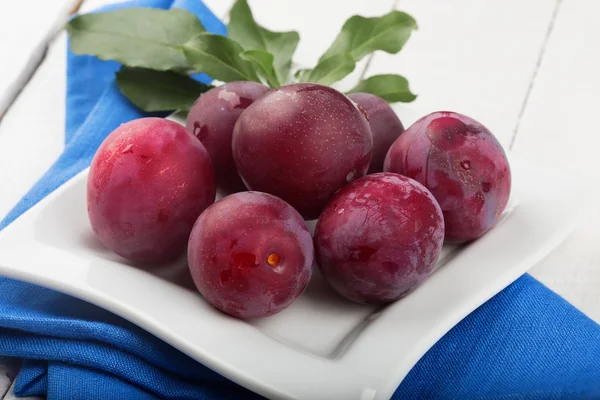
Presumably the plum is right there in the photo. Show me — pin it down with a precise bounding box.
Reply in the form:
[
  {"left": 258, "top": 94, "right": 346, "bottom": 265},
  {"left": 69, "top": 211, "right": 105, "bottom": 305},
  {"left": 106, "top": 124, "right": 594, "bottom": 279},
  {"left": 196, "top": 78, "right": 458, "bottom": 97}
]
[
  {"left": 232, "top": 83, "right": 373, "bottom": 219},
  {"left": 186, "top": 81, "right": 270, "bottom": 193},
  {"left": 314, "top": 173, "right": 444, "bottom": 304},
  {"left": 384, "top": 111, "right": 511, "bottom": 243},
  {"left": 87, "top": 118, "right": 216, "bottom": 263},
  {"left": 348, "top": 93, "right": 404, "bottom": 173},
  {"left": 188, "top": 192, "right": 313, "bottom": 318}
]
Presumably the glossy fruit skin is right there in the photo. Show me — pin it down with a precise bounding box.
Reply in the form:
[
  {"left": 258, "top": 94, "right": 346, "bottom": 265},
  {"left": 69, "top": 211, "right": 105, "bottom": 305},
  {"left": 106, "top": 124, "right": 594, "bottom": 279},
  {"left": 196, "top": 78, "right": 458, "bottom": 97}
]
[
  {"left": 348, "top": 93, "right": 404, "bottom": 173},
  {"left": 314, "top": 173, "right": 444, "bottom": 304},
  {"left": 188, "top": 191, "right": 314, "bottom": 319},
  {"left": 384, "top": 111, "right": 511, "bottom": 243},
  {"left": 87, "top": 118, "right": 216, "bottom": 263},
  {"left": 186, "top": 82, "right": 270, "bottom": 193},
  {"left": 232, "top": 83, "right": 373, "bottom": 220}
]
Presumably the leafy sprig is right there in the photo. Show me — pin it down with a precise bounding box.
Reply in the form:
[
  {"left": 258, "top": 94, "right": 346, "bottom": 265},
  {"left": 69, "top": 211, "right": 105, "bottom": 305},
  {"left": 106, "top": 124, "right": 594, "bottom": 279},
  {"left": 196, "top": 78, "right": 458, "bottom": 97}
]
[
  {"left": 228, "top": 0, "right": 299, "bottom": 84},
  {"left": 66, "top": 0, "right": 417, "bottom": 112}
]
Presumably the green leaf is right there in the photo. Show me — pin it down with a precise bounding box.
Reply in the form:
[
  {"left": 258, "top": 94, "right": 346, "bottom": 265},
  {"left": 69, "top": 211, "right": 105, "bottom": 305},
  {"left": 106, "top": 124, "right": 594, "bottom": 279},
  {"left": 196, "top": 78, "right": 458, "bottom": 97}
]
[
  {"left": 294, "top": 68, "right": 309, "bottom": 81},
  {"left": 239, "top": 50, "right": 281, "bottom": 87},
  {"left": 228, "top": 0, "right": 299, "bottom": 84},
  {"left": 296, "top": 53, "right": 356, "bottom": 85},
  {"left": 116, "top": 67, "right": 212, "bottom": 112},
  {"left": 347, "top": 74, "right": 417, "bottom": 103},
  {"left": 181, "top": 33, "right": 261, "bottom": 83},
  {"left": 319, "top": 11, "right": 417, "bottom": 62},
  {"left": 66, "top": 8, "right": 205, "bottom": 71}
]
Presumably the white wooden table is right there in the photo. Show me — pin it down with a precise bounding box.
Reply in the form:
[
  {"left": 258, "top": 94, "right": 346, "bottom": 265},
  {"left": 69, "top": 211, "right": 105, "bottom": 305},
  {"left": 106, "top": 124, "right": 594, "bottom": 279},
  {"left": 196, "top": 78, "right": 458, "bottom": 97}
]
[{"left": 0, "top": 2, "right": 598, "bottom": 394}]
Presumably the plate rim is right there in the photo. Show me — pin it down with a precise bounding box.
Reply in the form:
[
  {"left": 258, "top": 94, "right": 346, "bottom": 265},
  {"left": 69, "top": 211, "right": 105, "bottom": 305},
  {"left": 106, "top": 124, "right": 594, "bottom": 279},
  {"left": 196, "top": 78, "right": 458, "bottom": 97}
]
[{"left": 0, "top": 158, "right": 587, "bottom": 400}]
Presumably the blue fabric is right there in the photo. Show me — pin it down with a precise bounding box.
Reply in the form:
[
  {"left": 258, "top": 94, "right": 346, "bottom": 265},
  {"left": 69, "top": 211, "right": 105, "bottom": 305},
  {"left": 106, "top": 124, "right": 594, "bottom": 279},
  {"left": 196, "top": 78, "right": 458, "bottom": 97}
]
[{"left": 1, "top": 1, "right": 599, "bottom": 399}]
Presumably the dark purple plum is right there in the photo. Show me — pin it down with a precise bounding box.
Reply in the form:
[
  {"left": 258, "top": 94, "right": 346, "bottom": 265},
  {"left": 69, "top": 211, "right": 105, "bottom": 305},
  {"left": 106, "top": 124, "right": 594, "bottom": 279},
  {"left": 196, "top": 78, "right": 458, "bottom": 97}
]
[
  {"left": 314, "top": 173, "right": 444, "bottom": 304},
  {"left": 188, "top": 191, "right": 313, "bottom": 319},
  {"left": 186, "top": 82, "right": 270, "bottom": 193},
  {"left": 348, "top": 93, "right": 404, "bottom": 173},
  {"left": 87, "top": 118, "right": 216, "bottom": 263},
  {"left": 232, "top": 83, "right": 373, "bottom": 219},
  {"left": 384, "top": 111, "right": 511, "bottom": 243}
]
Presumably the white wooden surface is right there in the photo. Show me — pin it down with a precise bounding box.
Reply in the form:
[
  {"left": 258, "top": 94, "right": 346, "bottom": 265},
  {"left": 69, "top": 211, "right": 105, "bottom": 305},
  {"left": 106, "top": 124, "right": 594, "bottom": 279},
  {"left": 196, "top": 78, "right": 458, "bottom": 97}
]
[
  {"left": 512, "top": 0, "right": 600, "bottom": 322},
  {"left": 366, "top": 0, "right": 556, "bottom": 147},
  {"left": 0, "top": 0, "right": 598, "bottom": 330},
  {"left": 0, "top": 0, "right": 78, "bottom": 118}
]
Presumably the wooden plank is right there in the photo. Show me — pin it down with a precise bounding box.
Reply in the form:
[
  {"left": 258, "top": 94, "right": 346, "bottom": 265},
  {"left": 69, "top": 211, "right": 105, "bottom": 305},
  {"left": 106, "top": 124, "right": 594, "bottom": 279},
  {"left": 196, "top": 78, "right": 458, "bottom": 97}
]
[
  {"left": 0, "top": 33, "right": 67, "bottom": 220},
  {"left": 512, "top": 0, "right": 600, "bottom": 321},
  {"left": 363, "top": 0, "right": 556, "bottom": 147},
  {"left": 0, "top": 0, "right": 77, "bottom": 118},
  {"left": 512, "top": 0, "right": 599, "bottom": 175}
]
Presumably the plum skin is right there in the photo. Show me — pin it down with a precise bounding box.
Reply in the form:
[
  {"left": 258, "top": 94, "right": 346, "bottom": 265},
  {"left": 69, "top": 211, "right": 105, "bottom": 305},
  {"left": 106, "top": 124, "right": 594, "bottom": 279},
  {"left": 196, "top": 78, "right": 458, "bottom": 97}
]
[
  {"left": 186, "top": 81, "right": 270, "bottom": 193},
  {"left": 188, "top": 191, "right": 314, "bottom": 319},
  {"left": 314, "top": 173, "right": 445, "bottom": 304},
  {"left": 348, "top": 93, "right": 404, "bottom": 173},
  {"left": 232, "top": 83, "right": 373, "bottom": 220},
  {"left": 384, "top": 111, "right": 511, "bottom": 243},
  {"left": 87, "top": 117, "right": 216, "bottom": 263}
]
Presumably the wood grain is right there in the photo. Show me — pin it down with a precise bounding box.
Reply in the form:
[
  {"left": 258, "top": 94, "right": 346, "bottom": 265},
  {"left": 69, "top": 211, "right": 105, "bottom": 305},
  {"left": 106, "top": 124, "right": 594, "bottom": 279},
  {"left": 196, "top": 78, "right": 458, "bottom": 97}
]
[
  {"left": 364, "top": 0, "right": 556, "bottom": 147},
  {"left": 0, "top": 0, "right": 78, "bottom": 119},
  {"left": 513, "top": 0, "right": 600, "bottom": 321}
]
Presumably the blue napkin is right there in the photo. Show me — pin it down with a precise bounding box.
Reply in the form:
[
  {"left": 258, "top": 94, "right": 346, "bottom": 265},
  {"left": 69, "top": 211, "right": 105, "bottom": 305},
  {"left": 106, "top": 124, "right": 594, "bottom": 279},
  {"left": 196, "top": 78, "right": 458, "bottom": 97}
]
[{"left": 1, "top": 1, "right": 600, "bottom": 399}]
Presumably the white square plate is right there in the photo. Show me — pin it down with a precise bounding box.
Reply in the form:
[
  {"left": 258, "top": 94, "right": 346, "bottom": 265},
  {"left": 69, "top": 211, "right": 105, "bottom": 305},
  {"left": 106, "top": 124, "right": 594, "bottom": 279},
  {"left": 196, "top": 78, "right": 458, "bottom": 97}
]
[{"left": 0, "top": 157, "right": 586, "bottom": 400}]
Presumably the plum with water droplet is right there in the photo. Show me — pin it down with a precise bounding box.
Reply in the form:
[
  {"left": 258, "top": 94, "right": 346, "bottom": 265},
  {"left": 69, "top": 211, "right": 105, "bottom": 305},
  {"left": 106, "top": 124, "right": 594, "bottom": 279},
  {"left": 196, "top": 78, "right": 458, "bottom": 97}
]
[
  {"left": 384, "top": 111, "right": 511, "bottom": 242},
  {"left": 348, "top": 93, "right": 404, "bottom": 173},
  {"left": 188, "top": 191, "right": 313, "bottom": 318},
  {"left": 87, "top": 118, "right": 216, "bottom": 263},
  {"left": 186, "top": 82, "right": 270, "bottom": 193},
  {"left": 232, "top": 83, "right": 373, "bottom": 219},
  {"left": 314, "top": 173, "right": 444, "bottom": 304}
]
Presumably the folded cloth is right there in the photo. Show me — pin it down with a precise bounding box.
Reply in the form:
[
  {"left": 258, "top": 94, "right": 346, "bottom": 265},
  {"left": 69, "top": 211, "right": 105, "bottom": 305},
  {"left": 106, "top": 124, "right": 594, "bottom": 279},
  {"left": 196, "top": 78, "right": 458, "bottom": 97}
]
[
  {"left": 0, "top": 279, "right": 262, "bottom": 400},
  {"left": 1, "top": 1, "right": 600, "bottom": 399}
]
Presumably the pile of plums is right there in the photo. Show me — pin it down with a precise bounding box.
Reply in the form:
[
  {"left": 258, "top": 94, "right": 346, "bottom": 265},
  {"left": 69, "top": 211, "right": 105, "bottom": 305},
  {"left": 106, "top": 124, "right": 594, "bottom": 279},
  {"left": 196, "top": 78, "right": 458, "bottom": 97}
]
[{"left": 87, "top": 81, "right": 511, "bottom": 319}]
